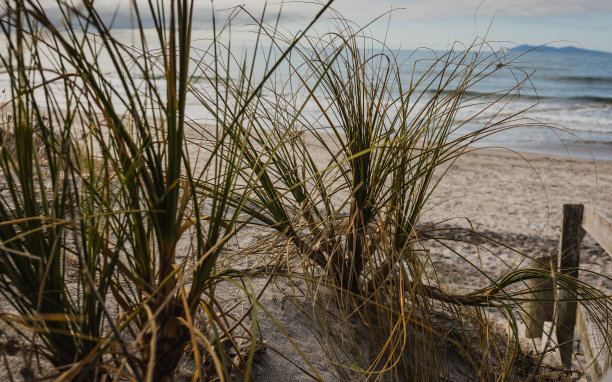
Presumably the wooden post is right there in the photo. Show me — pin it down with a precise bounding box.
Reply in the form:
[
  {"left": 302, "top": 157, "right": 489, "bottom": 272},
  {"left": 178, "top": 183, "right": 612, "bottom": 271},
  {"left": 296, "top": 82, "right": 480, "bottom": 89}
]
[
  {"left": 523, "top": 255, "right": 556, "bottom": 339},
  {"left": 556, "top": 204, "right": 585, "bottom": 368}
]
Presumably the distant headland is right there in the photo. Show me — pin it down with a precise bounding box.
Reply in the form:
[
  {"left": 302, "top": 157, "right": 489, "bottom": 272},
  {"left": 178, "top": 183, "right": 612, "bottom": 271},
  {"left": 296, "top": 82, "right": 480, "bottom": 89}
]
[{"left": 509, "top": 44, "right": 612, "bottom": 55}]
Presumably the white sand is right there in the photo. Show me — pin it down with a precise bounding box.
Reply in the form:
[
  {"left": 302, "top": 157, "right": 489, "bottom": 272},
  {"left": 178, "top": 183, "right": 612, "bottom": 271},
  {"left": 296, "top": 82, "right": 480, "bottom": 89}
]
[{"left": 423, "top": 148, "right": 612, "bottom": 292}]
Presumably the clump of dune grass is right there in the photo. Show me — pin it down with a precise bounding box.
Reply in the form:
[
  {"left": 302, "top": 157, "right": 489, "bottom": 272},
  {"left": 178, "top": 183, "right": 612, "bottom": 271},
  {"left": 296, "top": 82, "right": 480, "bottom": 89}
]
[
  {"left": 215, "top": 11, "right": 612, "bottom": 380},
  {"left": 0, "top": 5, "right": 118, "bottom": 381},
  {"left": 0, "top": 0, "right": 333, "bottom": 380}
]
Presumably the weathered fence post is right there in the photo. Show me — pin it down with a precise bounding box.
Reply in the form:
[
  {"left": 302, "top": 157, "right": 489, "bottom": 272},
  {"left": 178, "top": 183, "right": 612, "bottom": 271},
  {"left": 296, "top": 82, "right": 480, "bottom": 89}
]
[
  {"left": 556, "top": 203, "right": 585, "bottom": 367},
  {"left": 523, "top": 255, "right": 556, "bottom": 339}
]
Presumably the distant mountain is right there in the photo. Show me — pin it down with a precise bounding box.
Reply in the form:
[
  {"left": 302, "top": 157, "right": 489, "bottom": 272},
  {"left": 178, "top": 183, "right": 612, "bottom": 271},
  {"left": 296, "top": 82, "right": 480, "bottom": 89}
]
[{"left": 509, "top": 44, "right": 612, "bottom": 55}]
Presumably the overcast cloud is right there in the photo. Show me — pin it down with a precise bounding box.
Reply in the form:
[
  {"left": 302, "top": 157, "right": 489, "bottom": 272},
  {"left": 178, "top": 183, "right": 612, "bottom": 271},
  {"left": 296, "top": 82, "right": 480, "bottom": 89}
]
[
  {"left": 325, "top": 0, "right": 612, "bottom": 19},
  {"left": 19, "top": 1, "right": 612, "bottom": 52},
  {"left": 35, "top": 0, "right": 612, "bottom": 20}
]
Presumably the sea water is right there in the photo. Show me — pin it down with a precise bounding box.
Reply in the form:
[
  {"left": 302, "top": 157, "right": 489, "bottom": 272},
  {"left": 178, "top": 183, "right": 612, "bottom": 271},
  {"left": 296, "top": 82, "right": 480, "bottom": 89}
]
[
  {"left": 1, "top": 43, "right": 610, "bottom": 160},
  {"left": 295, "top": 47, "right": 612, "bottom": 160},
  {"left": 433, "top": 48, "right": 612, "bottom": 160}
]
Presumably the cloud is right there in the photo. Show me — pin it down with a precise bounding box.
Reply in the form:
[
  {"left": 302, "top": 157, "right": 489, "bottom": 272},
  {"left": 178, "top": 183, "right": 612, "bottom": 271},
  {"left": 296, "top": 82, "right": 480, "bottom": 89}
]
[
  {"left": 325, "top": 0, "right": 612, "bottom": 19},
  {"left": 27, "top": 0, "right": 612, "bottom": 21},
  {"left": 26, "top": 1, "right": 323, "bottom": 31}
]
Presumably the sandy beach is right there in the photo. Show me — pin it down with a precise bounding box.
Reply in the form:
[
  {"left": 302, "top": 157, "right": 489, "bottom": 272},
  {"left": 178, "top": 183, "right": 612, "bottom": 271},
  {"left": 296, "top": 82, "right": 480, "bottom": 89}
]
[
  {"left": 423, "top": 148, "right": 612, "bottom": 292},
  {"left": 1, "top": 138, "right": 610, "bottom": 381}
]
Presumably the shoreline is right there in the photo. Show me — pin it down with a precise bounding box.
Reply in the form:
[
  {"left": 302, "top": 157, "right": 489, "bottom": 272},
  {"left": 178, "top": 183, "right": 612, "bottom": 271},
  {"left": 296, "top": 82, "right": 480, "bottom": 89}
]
[{"left": 471, "top": 140, "right": 612, "bottom": 162}]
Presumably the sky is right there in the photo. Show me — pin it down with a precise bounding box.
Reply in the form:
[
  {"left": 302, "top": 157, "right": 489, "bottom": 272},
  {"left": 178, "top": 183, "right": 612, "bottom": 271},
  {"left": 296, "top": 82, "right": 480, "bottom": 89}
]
[
  {"left": 231, "top": 0, "right": 612, "bottom": 53},
  {"left": 328, "top": 0, "right": 612, "bottom": 53},
  {"left": 34, "top": 0, "right": 612, "bottom": 53}
]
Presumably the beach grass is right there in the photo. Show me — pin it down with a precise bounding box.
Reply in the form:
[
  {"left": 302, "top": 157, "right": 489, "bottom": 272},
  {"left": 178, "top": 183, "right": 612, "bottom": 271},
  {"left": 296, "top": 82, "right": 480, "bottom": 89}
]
[{"left": 0, "top": 1, "right": 610, "bottom": 381}]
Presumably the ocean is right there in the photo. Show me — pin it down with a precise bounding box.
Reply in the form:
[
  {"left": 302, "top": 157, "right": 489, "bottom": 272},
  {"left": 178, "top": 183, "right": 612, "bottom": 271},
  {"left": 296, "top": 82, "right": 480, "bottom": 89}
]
[
  {"left": 187, "top": 46, "right": 612, "bottom": 160},
  {"left": 1, "top": 43, "right": 611, "bottom": 160},
  {"left": 396, "top": 48, "right": 612, "bottom": 160},
  {"left": 289, "top": 47, "right": 612, "bottom": 160}
]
